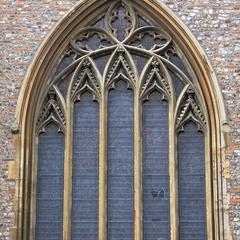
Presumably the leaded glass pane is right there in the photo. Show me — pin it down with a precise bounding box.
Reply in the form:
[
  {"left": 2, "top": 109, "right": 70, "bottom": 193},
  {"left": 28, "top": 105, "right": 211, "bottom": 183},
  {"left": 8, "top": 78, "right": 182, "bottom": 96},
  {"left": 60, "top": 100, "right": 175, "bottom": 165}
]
[
  {"left": 131, "top": 54, "right": 149, "bottom": 76},
  {"left": 72, "top": 93, "right": 99, "bottom": 240},
  {"left": 169, "top": 69, "right": 185, "bottom": 98},
  {"left": 178, "top": 122, "right": 207, "bottom": 240},
  {"left": 107, "top": 80, "right": 134, "bottom": 240},
  {"left": 36, "top": 124, "right": 64, "bottom": 240},
  {"left": 143, "top": 92, "right": 170, "bottom": 240}
]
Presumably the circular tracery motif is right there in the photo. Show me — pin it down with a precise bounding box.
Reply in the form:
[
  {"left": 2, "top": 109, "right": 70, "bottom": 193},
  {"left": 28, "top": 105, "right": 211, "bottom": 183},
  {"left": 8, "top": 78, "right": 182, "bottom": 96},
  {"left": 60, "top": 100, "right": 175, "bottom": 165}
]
[
  {"left": 38, "top": 0, "right": 207, "bottom": 133},
  {"left": 69, "top": 3, "right": 171, "bottom": 54}
]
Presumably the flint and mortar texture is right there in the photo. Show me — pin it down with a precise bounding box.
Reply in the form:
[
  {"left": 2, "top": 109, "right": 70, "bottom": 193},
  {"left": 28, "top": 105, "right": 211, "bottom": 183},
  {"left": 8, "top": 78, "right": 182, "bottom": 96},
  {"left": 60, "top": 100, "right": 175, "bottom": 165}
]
[{"left": 0, "top": 0, "right": 239, "bottom": 239}]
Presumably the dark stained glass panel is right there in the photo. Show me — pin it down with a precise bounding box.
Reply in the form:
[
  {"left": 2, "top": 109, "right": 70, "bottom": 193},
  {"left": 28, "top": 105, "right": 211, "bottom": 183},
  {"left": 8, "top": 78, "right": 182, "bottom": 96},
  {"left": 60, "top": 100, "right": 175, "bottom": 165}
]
[
  {"left": 107, "top": 80, "right": 134, "bottom": 240},
  {"left": 168, "top": 69, "right": 185, "bottom": 98},
  {"left": 131, "top": 54, "right": 149, "bottom": 76},
  {"left": 143, "top": 92, "right": 170, "bottom": 240},
  {"left": 93, "top": 54, "right": 111, "bottom": 75},
  {"left": 72, "top": 93, "right": 99, "bottom": 240},
  {"left": 178, "top": 122, "right": 207, "bottom": 240},
  {"left": 168, "top": 53, "right": 191, "bottom": 79},
  {"left": 36, "top": 124, "right": 64, "bottom": 240}
]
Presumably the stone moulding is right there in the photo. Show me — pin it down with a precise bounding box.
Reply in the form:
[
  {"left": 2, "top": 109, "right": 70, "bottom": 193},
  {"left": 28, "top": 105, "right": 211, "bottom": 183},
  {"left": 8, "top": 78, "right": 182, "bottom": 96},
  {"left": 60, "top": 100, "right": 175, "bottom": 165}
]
[{"left": 9, "top": 0, "right": 232, "bottom": 239}]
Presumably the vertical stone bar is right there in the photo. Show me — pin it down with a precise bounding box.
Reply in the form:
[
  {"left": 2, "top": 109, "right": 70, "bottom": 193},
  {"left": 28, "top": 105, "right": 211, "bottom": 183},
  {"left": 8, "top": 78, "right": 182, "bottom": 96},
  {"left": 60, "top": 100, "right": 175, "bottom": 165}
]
[
  {"left": 99, "top": 89, "right": 107, "bottom": 240},
  {"left": 135, "top": 86, "right": 142, "bottom": 240},
  {"left": 63, "top": 99, "right": 72, "bottom": 240},
  {"left": 170, "top": 98, "right": 178, "bottom": 240}
]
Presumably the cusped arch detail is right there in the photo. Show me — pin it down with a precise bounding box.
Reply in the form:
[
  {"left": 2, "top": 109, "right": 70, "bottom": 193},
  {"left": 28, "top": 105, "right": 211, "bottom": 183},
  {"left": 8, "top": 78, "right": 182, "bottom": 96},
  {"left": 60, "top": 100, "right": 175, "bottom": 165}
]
[
  {"left": 15, "top": 0, "right": 229, "bottom": 138},
  {"left": 11, "top": 1, "right": 231, "bottom": 240}
]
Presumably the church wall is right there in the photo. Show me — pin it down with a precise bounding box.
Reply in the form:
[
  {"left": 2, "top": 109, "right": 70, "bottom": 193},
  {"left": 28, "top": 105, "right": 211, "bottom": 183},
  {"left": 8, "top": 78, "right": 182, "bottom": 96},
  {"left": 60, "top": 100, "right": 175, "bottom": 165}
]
[{"left": 0, "top": 0, "right": 239, "bottom": 239}]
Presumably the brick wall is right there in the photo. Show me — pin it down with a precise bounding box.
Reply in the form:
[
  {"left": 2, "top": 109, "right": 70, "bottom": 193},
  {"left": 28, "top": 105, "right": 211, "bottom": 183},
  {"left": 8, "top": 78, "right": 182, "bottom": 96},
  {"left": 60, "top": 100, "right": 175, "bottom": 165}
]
[{"left": 0, "top": 0, "right": 239, "bottom": 239}]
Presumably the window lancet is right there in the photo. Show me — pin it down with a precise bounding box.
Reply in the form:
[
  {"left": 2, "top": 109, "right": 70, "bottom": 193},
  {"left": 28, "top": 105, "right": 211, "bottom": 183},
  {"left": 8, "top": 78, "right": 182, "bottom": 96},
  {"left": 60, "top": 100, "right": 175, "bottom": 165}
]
[
  {"left": 142, "top": 91, "right": 170, "bottom": 240},
  {"left": 107, "top": 80, "right": 134, "bottom": 239},
  {"left": 14, "top": 1, "right": 229, "bottom": 240},
  {"left": 36, "top": 124, "right": 64, "bottom": 240}
]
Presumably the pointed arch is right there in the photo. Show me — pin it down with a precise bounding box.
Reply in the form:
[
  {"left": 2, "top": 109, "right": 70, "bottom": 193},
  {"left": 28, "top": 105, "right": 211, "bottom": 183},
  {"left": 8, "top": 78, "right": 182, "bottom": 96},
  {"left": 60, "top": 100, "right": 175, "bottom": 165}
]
[
  {"left": 103, "top": 46, "right": 137, "bottom": 90},
  {"left": 69, "top": 56, "right": 102, "bottom": 102},
  {"left": 175, "top": 85, "right": 207, "bottom": 133},
  {"left": 140, "top": 56, "right": 173, "bottom": 101},
  {"left": 11, "top": 1, "right": 231, "bottom": 240},
  {"left": 36, "top": 86, "right": 67, "bottom": 134}
]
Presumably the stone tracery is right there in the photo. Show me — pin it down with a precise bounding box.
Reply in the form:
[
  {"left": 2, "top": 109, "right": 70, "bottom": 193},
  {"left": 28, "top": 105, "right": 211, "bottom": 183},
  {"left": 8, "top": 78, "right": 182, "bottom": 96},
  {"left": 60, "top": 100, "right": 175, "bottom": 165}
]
[{"left": 39, "top": 0, "right": 205, "bottom": 132}]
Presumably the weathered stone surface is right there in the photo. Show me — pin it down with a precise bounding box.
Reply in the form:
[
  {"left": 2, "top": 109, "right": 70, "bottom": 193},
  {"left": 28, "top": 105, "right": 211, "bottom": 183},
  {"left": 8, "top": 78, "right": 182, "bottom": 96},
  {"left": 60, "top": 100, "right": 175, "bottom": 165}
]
[{"left": 0, "top": 0, "right": 239, "bottom": 239}]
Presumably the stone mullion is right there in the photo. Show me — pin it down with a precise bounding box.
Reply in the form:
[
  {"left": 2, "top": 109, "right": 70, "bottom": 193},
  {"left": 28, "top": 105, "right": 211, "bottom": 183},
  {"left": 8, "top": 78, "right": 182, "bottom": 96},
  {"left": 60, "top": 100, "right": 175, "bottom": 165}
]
[
  {"left": 169, "top": 80, "right": 178, "bottom": 240},
  {"left": 170, "top": 101, "right": 179, "bottom": 240},
  {"left": 134, "top": 89, "right": 143, "bottom": 240},
  {"left": 63, "top": 99, "right": 73, "bottom": 240},
  {"left": 99, "top": 90, "right": 107, "bottom": 240}
]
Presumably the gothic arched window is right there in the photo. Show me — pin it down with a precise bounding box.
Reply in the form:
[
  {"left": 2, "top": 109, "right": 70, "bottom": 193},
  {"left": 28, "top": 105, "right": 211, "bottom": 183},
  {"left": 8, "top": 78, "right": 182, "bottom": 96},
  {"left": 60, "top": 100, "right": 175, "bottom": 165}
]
[{"left": 13, "top": 1, "right": 230, "bottom": 240}]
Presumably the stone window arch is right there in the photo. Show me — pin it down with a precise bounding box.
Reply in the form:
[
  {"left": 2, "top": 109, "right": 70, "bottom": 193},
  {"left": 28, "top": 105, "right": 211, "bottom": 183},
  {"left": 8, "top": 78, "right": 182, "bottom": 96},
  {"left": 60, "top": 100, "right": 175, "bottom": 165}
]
[{"left": 11, "top": 0, "right": 231, "bottom": 239}]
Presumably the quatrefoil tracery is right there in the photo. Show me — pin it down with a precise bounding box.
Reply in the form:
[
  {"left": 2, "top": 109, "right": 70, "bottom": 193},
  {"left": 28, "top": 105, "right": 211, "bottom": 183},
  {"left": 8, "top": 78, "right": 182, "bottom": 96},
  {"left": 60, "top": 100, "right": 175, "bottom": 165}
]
[
  {"left": 126, "top": 27, "right": 172, "bottom": 53},
  {"left": 71, "top": 28, "right": 117, "bottom": 54},
  {"left": 58, "top": 0, "right": 173, "bottom": 57},
  {"left": 106, "top": 1, "right": 136, "bottom": 42},
  {"left": 40, "top": 0, "right": 207, "bottom": 134},
  {"left": 54, "top": 1, "right": 187, "bottom": 88}
]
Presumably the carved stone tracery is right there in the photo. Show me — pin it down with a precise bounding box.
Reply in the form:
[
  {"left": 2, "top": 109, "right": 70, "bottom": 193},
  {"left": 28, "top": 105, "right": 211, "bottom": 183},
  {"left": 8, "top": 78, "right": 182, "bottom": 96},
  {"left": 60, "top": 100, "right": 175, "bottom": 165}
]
[
  {"left": 105, "top": 47, "right": 136, "bottom": 89},
  {"left": 71, "top": 57, "right": 101, "bottom": 102},
  {"left": 36, "top": 87, "right": 66, "bottom": 133},
  {"left": 127, "top": 27, "right": 172, "bottom": 52},
  {"left": 140, "top": 57, "right": 171, "bottom": 101},
  {"left": 39, "top": 0, "right": 207, "bottom": 134},
  {"left": 106, "top": 2, "right": 136, "bottom": 41},
  {"left": 71, "top": 28, "right": 116, "bottom": 53},
  {"left": 176, "top": 86, "right": 207, "bottom": 132},
  {"left": 53, "top": 1, "right": 187, "bottom": 104}
]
